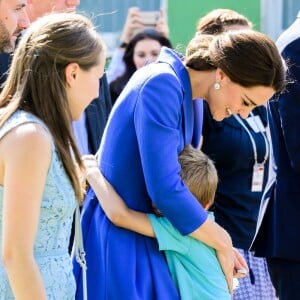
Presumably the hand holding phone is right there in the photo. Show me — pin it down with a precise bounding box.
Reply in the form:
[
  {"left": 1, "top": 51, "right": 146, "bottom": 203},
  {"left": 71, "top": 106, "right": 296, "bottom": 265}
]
[{"left": 140, "top": 11, "right": 160, "bottom": 28}]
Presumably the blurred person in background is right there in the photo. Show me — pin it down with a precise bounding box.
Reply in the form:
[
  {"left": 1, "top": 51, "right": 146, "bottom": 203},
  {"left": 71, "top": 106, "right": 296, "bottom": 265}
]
[
  {"left": 25, "top": 0, "right": 79, "bottom": 21},
  {"left": 106, "top": 6, "right": 170, "bottom": 84},
  {"left": 0, "top": 0, "right": 29, "bottom": 87},
  {"left": 109, "top": 28, "right": 172, "bottom": 105},
  {"left": 0, "top": 0, "right": 80, "bottom": 88}
]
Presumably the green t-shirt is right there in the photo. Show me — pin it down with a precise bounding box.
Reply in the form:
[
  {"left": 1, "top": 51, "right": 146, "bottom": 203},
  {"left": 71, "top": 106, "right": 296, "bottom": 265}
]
[{"left": 148, "top": 213, "right": 231, "bottom": 300}]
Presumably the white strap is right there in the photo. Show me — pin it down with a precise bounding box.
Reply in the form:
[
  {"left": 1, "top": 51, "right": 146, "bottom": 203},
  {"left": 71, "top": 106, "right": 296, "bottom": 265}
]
[
  {"left": 74, "top": 205, "right": 87, "bottom": 300},
  {"left": 233, "top": 113, "right": 269, "bottom": 165}
]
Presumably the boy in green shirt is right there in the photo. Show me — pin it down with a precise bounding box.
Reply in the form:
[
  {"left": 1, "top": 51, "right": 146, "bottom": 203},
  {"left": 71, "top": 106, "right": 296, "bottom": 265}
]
[{"left": 83, "top": 145, "right": 241, "bottom": 299}]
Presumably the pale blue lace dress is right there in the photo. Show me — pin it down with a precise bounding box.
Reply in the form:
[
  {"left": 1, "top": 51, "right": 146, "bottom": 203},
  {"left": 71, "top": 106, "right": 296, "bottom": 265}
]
[{"left": 0, "top": 110, "right": 77, "bottom": 299}]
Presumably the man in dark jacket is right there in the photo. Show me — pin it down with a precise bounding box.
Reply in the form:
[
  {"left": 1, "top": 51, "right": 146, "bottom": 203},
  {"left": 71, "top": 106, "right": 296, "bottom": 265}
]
[
  {"left": 0, "top": 0, "right": 28, "bottom": 53},
  {"left": 0, "top": 0, "right": 29, "bottom": 88}
]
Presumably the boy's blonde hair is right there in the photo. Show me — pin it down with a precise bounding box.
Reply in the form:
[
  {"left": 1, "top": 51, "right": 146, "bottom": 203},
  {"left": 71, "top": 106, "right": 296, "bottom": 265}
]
[{"left": 179, "top": 145, "right": 218, "bottom": 208}]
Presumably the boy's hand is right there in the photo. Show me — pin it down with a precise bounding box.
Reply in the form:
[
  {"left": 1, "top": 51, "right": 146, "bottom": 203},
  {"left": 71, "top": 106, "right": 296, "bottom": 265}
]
[{"left": 233, "top": 247, "right": 249, "bottom": 278}]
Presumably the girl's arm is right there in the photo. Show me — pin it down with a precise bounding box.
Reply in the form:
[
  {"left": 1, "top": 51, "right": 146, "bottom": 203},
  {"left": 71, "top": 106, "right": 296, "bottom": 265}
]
[
  {"left": 0, "top": 123, "right": 51, "bottom": 299},
  {"left": 82, "top": 155, "right": 155, "bottom": 237}
]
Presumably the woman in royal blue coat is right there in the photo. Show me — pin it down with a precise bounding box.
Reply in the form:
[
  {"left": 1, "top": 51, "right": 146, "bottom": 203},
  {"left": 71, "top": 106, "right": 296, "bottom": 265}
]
[{"left": 73, "top": 31, "right": 285, "bottom": 299}]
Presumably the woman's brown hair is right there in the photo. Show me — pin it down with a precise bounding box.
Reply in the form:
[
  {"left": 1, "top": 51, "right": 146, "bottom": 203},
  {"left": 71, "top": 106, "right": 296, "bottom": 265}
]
[{"left": 185, "top": 30, "right": 286, "bottom": 93}]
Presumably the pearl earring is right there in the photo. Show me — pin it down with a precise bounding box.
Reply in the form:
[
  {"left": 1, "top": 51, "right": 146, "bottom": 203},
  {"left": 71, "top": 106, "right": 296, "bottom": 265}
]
[
  {"left": 226, "top": 107, "right": 233, "bottom": 115},
  {"left": 214, "top": 81, "right": 221, "bottom": 90}
]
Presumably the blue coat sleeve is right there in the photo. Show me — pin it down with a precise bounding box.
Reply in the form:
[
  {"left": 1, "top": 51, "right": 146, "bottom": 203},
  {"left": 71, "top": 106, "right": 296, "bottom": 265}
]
[
  {"left": 278, "top": 38, "right": 300, "bottom": 173},
  {"left": 134, "top": 72, "right": 207, "bottom": 235}
]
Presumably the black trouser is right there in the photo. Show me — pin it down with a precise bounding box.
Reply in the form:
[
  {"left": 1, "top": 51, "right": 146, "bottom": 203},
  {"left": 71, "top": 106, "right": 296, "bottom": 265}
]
[{"left": 267, "top": 257, "right": 300, "bottom": 300}]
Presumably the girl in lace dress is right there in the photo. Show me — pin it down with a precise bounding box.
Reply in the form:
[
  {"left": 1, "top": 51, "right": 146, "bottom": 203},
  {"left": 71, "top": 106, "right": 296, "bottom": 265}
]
[{"left": 0, "top": 13, "right": 106, "bottom": 299}]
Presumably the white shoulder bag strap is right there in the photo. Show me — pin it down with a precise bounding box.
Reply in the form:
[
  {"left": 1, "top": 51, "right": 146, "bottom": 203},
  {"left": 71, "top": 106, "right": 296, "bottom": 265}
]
[{"left": 74, "top": 205, "right": 87, "bottom": 300}]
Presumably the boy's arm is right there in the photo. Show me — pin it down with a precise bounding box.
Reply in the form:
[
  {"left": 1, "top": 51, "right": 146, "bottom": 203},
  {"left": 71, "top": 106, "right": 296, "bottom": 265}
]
[{"left": 82, "top": 155, "right": 155, "bottom": 237}]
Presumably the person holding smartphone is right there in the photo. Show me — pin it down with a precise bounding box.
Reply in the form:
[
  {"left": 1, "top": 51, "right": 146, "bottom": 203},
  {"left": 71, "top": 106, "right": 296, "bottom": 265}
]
[{"left": 106, "top": 7, "right": 170, "bottom": 84}]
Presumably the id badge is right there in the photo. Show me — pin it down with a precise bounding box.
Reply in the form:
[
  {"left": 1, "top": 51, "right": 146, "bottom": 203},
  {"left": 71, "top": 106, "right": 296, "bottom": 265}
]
[{"left": 251, "top": 163, "right": 264, "bottom": 192}]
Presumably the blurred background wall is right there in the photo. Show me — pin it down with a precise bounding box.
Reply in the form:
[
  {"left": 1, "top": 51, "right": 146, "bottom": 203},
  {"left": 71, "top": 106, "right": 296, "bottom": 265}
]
[{"left": 77, "top": 0, "right": 300, "bottom": 56}]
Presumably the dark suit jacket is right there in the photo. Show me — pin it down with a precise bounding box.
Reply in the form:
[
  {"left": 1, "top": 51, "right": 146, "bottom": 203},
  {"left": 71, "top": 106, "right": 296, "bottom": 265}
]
[
  {"left": 251, "top": 13, "right": 300, "bottom": 261},
  {"left": 0, "top": 53, "right": 10, "bottom": 91},
  {"left": 85, "top": 74, "right": 112, "bottom": 154}
]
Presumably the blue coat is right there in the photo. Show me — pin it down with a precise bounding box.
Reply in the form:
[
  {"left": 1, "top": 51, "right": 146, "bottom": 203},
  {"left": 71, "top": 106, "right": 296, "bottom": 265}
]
[
  {"left": 251, "top": 13, "right": 300, "bottom": 261},
  {"left": 73, "top": 47, "right": 207, "bottom": 299}
]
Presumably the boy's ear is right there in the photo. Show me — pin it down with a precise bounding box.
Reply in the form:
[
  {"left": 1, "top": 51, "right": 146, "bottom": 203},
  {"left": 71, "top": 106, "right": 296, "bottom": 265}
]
[{"left": 65, "top": 63, "right": 79, "bottom": 87}]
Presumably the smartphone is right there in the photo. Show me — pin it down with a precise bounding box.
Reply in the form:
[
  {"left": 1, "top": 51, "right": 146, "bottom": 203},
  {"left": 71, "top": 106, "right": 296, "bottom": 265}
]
[{"left": 140, "top": 11, "right": 160, "bottom": 28}]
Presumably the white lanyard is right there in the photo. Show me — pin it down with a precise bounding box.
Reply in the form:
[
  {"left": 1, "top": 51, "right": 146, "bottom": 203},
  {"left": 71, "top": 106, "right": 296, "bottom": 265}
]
[
  {"left": 232, "top": 112, "right": 269, "bottom": 165},
  {"left": 233, "top": 112, "right": 269, "bottom": 192}
]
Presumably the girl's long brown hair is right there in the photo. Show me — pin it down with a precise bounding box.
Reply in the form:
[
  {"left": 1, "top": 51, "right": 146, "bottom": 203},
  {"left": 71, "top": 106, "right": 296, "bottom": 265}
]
[{"left": 0, "top": 13, "right": 105, "bottom": 202}]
